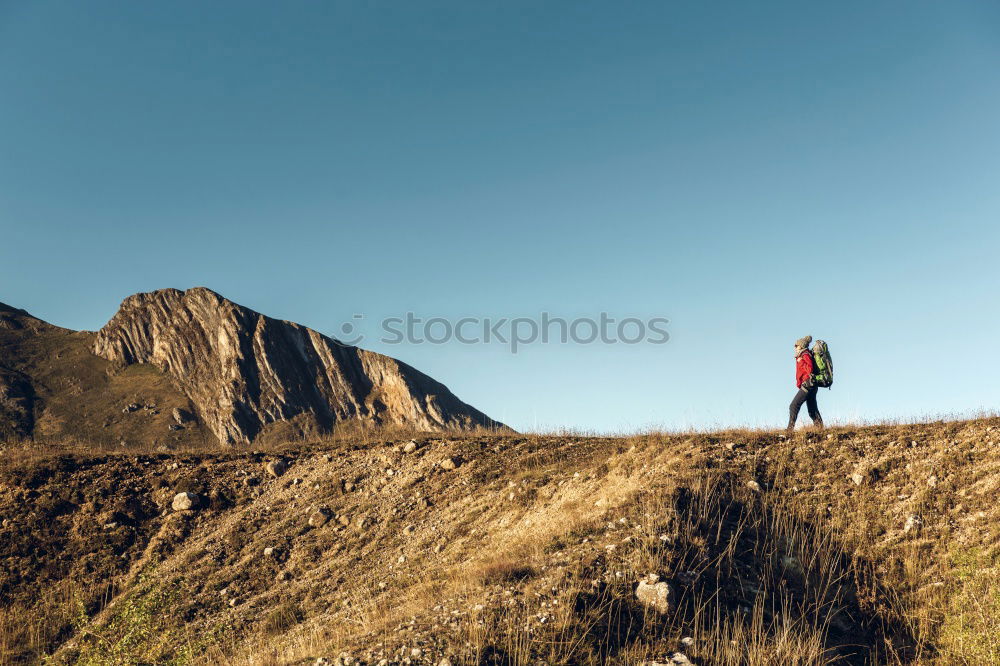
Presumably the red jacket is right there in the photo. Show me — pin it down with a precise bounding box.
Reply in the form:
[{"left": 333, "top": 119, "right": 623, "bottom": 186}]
[{"left": 795, "top": 351, "right": 814, "bottom": 389}]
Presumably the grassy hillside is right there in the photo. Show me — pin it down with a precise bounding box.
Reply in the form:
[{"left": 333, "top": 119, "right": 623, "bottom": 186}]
[
  {"left": 1, "top": 417, "right": 998, "bottom": 665},
  {"left": 0, "top": 303, "right": 215, "bottom": 449}
]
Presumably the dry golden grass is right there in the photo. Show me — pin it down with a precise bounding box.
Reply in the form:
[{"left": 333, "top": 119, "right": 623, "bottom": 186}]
[{"left": 3, "top": 417, "right": 1000, "bottom": 665}]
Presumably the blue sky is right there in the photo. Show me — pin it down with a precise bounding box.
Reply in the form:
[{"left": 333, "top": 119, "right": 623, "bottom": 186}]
[{"left": 2, "top": 1, "right": 998, "bottom": 432}]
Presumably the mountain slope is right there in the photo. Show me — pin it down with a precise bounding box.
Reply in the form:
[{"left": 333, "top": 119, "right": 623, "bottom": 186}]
[
  {"left": 0, "top": 289, "right": 500, "bottom": 447},
  {"left": 92, "top": 288, "right": 500, "bottom": 443},
  {"left": 0, "top": 301, "right": 214, "bottom": 448},
  {"left": 1, "top": 418, "right": 998, "bottom": 665}
]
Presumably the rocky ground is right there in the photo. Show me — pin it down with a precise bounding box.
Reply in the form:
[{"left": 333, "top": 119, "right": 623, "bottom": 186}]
[{"left": 1, "top": 417, "right": 999, "bottom": 665}]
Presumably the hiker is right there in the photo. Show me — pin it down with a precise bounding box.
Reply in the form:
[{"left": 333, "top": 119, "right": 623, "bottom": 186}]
[{"left": 788, "top": 335, "right": 824, "bottom": 432}]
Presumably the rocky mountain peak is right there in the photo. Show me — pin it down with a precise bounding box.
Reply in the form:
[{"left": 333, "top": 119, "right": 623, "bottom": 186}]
[{"left": 92, "top": 288, "right": 499, "bottom": 443}]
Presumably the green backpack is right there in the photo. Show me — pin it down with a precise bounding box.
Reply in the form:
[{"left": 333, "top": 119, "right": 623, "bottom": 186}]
[{"left": 811, "top": 340, "right": 833, "bottom": 388}]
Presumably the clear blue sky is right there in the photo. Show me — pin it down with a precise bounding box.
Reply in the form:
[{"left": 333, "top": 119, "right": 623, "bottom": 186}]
[{"left": 2, "top": 1, "right": 998, "bottom": 432}]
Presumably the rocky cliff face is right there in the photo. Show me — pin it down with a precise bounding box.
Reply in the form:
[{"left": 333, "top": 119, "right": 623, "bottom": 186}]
[{"left": 92, "top": 288, "right": 499, "bottom": 443}]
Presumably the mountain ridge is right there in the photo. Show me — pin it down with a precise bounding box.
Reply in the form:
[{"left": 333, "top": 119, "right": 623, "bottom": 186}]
[{"left": 1, "top": 288, "right": 501, "bottom": 445}]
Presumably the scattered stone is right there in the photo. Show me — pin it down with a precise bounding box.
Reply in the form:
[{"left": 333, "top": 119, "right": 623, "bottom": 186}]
[
  {"left": 403, "top": 440, "right": 419, "bottom": 454},
  {"left": 172, "top": 407, "right": 194, "bottom": 424},
  {"left": 671, "top": 653, "right": 693, "bottom": 665},
  {"left": 676, "top": 570, "right": 698, "bottom": 586},
  {"left": 904, "top": 514, "right": 923, "bottom": 534},
  {"left": 266, "top": 460, "right": 287, "bottom": 478},
  {"left": 852, "top": 467, "right": 879, "bottom": 485},
  {"left": 635, "top": 576, "right": 674, "bottom": 613},
  {"left": 438, "top": 659, "right": 453, "bottom": 666},
  {"left": 168, "top": 424, "right": 183, "bottom": 431},
  {"left": 264, "top": 546, "right": 278, "bottom": 558},
  {"left": 746, "top": 480, "right": 762, "bottom": 492},
  {"left": 403, "top": 524, "right": 416, "bottom": 536},
  {"left": 171, "top": 492, "right": 199, "bottom": 511},
  {"left": 927, "top": 475, "right": 938, "bottom": 488},
  {"left": 440, "top": 458, "right": 459, "bottom": 471},
  {"left": 780, "top": 555, "right": 804, "bottom": 578},
  {"left": 309, "top": 507, "right": 333, "bottom": 527},
  {"left": 680, "top": 636, "right": 694, "bottom": 647},
  {"left": 410, "top": 648, "right": 422, "bottom": 658}
]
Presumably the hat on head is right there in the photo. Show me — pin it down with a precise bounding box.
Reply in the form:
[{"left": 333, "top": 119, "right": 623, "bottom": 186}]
[{"left": 795, "top": 335, "right": 812, "bottom": 349}]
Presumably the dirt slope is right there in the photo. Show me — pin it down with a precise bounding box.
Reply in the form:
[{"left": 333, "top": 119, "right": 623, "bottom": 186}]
[{"left": 1, "top": 418, "right": 999, "bottom": 665}]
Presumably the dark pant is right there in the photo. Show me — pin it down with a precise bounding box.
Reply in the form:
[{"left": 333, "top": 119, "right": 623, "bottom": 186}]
[{"left": 788, "top": 387, "right": 823, "bottom": 430}]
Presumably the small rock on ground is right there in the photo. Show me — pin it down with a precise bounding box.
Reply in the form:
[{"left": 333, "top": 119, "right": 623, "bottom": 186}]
[
  {"left": 635, "top": 577, "right": 674, "bottom": 614},
  {"left": 309, "top": 507, "right": 333, "bottom": 527},
  {"left": 172, "top": 407, "right": 194, "bottom": 424},
  {"left": 904, "top": 514, "right": 923, "bottom": 534},
  {"left": 171, "top": 492, "right": 199, "bottom": 511}
]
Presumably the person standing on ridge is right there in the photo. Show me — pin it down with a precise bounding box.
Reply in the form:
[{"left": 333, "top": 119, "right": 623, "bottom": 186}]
[{"left": 788, "top": 335, "right": 824, "bottom": 433}]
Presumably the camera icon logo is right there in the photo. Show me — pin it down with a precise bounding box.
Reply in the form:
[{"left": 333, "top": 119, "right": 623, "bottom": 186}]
[{"left": 332, "top": 314, "right": 365, "bottom": 347}]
